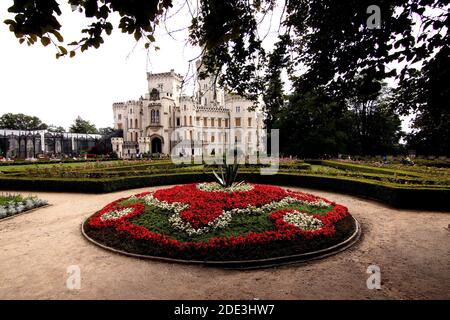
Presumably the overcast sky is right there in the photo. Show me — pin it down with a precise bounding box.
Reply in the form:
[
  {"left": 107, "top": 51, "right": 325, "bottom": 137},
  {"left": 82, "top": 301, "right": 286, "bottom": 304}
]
[
  {"left": 1, "top": 1, "right": 417, "bottom": 132},
  {"left": 0, "top": 0, "right": 205, "bottom": 130}
]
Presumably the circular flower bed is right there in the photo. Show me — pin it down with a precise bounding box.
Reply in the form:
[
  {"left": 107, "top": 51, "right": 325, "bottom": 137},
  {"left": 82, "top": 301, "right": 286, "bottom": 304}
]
[{"left": 83, "top": 183, "right": 358, "bottom": 265}]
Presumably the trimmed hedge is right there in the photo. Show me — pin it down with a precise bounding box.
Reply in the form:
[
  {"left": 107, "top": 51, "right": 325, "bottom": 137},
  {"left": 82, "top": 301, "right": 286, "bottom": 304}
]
[
  {"left": 0, "top": 171, "right": 448, "bottom": 211},
  {"left": 310, "top": 160, "right": 425, "bottom": 177}
]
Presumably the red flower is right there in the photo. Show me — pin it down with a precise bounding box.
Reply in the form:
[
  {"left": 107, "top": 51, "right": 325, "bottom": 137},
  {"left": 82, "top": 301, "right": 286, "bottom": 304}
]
[{"left": 87, "top": 183, "right": 349, "bottom": 252}]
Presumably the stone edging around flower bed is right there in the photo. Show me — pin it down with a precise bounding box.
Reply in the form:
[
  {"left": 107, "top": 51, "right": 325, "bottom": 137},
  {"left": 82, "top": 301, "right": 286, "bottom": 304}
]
[
  {"left": 0, "top": 204, "right": 52, "bottom": 222},
  {"left": 81, "top": 215, "right": 361, "bottom": 270}
]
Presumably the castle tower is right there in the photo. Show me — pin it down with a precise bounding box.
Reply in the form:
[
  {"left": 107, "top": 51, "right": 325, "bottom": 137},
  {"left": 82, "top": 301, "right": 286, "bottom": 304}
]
[{"left": 195, "top": 59, "right": 225, "bottom": 107}]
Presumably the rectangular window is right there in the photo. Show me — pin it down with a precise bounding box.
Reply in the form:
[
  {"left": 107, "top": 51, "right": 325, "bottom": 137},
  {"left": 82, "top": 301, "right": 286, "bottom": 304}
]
[
  {"left": 176, "top": 117, "right": 180, "bottom": 127},
  {"left": 203, "top": 118, "right": 207, "bottom": 127},
  {"left": 248, "top": 117, "right": 252, "bottom": 127},
  {"left": 236, "top": 106, "right": 241, "bottom": 113},
  {"left": 211, "top": 118, "right": 215, "bottom": 127},
  {"left": 235, "top": 117, "right": 241, "bottom": 127},
  {"left": 225, "top": 119, "right": 229, "bottom": 128},
  {"left": 118, "top": 114, "right": 122, "bottom": 120},
  {"left": 218, "top": 118, "right": 222, "bottom": 127}
]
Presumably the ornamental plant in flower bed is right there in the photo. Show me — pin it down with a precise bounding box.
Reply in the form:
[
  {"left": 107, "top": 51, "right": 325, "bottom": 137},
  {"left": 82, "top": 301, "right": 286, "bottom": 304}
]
[
  {"left": 83, "top": 182, "right": 356, "bottom": 261},
  {"left": 0, "top": 193, "right": 48, "bottom": 220}
]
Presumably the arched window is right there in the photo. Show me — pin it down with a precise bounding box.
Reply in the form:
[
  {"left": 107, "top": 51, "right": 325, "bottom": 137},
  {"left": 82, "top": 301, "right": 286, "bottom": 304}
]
[
  {"left": 184, "top": 116, "right": 187, "bottom": 126},
  {"left": 135, "top": 119, "right": 138, "bottom": 128},
  {"left": 189, "top": 116, "right": 192, "bottom": 126},
  {"left": 129, "top": 119, "right": 132, "bottom": 128}
]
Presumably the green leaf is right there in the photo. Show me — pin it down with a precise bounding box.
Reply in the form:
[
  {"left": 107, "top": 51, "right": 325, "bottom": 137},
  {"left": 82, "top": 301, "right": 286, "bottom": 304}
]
[
  {"left": 52, "top": 30, "right": 64, "bottom": 42},
  {"left": 58, "top": 46, "right": 67, "bottom": 55},
  {"left": 134, "top": 31, "right": 141, "bottom": 41},
  {"left": 41, "top": 36, "right": 51, "bottom": 46}
]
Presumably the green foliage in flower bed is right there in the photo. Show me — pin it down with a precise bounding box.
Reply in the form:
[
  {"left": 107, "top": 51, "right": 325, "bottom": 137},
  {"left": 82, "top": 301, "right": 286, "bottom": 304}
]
[{"left": 128, "top": 202, "right": 332, "bottom": 243}]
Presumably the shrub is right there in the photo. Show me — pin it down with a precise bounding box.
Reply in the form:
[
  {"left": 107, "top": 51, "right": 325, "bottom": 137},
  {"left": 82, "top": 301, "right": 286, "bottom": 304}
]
[{"left": 0, "top": 172, "right": 448, "bottom": 210}]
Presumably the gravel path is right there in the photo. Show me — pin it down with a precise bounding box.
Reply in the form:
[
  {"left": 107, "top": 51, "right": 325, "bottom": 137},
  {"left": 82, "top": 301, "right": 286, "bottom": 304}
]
[{"left": 0, "top": 186, "right": 449, "bottom": 300}]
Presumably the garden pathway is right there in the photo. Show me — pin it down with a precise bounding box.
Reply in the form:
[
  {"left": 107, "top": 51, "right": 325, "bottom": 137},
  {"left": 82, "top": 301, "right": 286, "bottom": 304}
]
[{"left": 0, "top": 186, "right": 449, "bottom": 299}]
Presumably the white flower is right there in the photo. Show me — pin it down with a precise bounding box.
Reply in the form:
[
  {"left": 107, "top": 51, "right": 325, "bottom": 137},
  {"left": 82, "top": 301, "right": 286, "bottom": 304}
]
[
  {"left": 140, "top": 194, "right": 188, "bottom": 213},
  {"left": 283, "top": 211, "right": 323, "bottom": 231},
  {"left": 0, "top": 208, "right": 7, "bottom": 218},
  {"left": 196, "top": 182, "right": 254, "bottom": 193},
  {"left": 168, "top": 210, "right": 232, "bottom": 236},
  {"left": 101, "top": 207, "right": 134, "bottom": 221}
]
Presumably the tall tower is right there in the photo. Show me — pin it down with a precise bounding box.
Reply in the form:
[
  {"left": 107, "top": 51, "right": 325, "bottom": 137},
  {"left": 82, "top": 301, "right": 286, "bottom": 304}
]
[{"left": 195, "top": 59, "right": 225, "bottom": 107}]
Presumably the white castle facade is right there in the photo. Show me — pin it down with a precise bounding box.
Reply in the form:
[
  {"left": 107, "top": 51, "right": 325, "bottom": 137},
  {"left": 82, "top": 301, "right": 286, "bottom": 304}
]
[{"left": 111, "top": 61, "right": 265, "bottom": 159}]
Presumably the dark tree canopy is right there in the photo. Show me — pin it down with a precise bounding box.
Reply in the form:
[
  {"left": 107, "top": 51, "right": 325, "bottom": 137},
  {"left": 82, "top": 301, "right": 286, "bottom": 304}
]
[
  {"left": 276, "top": 84, "right": 404, "bottom": 158},
  {"left": 4, "top": 0, "right": 172, "bottom": 58},
  {"left": 396, "top": 46, "right": 450, "bottom": 155},
  {"left": 0, "top": 113, "right": 48, "bottom": 130},
  {"left": 69, "top": 116, "right": 98, "bottom": 134}
]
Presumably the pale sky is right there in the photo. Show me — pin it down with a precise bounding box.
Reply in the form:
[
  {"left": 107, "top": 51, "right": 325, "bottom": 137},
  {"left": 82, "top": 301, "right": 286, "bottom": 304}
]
[{"left": 0, "top": 0, "right": 203, "bottom": 130}]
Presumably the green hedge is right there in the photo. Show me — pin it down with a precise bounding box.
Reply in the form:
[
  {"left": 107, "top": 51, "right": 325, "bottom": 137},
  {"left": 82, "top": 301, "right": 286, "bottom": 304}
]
[
  {"left": 311, "top": 160, "right": 424, "bottom": 177},
  {"left": 241, "top": 173, "right": 450, "bottom": 211},
  {"left": 0, "top": 171, "right": 448, "bottom": 210}
]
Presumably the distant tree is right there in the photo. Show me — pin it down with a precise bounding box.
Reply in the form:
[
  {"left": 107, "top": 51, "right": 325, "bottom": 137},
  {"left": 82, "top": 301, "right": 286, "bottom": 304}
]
[
  {"left": 0, "top": 113, "right": 48, "bottom": 130},
  {"left": 275, "top": 89, "right": 351, "bottom": 158},
  {"left": 346, "top": 80, "right": 403, "bottom": 155},
  {"left": 395, "top": 46, "right": 450, "bottom": 156},
  {"left": 47, "top": 125, "right": 66, "bottom": 132},
  {"left": 276, "top": 83, "right": 403, "bottom": 158},
  {"left": 69, "top": 116, "right": 98, "bottom": 134},
  {"left": 98, "top": 127, "right": 115, "bottom": 136}
]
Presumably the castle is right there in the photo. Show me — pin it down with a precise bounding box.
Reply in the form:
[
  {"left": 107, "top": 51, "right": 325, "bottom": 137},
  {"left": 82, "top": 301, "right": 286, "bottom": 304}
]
[{"left": 111, "top": 61, "right": 265, "bottom": 159}]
